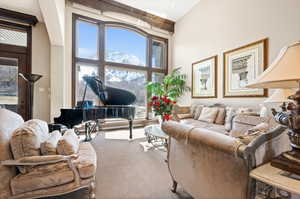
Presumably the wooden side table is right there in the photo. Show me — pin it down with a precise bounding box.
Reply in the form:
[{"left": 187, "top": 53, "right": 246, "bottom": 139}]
[{"left": 250, "top": 163, "right": 300, "bottom": 199}]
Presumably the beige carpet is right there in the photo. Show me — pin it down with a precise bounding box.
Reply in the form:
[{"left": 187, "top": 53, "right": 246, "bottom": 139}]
[
  {"left": 104, "top": 128, "right": 146, "bottom": 140},
  {"left": 46, "top": 128, "right": 192, "bottom": 199}
]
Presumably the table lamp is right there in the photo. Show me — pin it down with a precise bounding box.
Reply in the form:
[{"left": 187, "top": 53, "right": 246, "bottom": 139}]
[
  {"left": 247, "top": 41, "right": 300, "bottom": 173},
  {"left": 264, "top": 89, "right": 294, "bottom": 111}
]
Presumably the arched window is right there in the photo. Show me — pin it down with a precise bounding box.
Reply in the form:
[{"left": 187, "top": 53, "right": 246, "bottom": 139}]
[{"left": 73, "top": 14, "right": 168, "bottom": 119}]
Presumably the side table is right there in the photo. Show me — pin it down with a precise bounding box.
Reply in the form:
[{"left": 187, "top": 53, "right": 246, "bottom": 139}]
[
  {"left": 250, "top": 163, "right": 300, "bottom": 199},
  {"left": 140, "top": 124, "right": 169, "bottom": 152}
]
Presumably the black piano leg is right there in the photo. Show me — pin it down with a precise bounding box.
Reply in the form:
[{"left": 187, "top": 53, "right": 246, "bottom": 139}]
[{"left": 129, "top": 119, "right": 133, "bottom": 140}]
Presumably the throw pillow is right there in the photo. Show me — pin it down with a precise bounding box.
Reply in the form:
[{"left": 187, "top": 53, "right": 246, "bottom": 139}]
[
  {"left": 224, "top": 107, "right": 236, "bottom": 131},
  {"left": 193, "top": 105, "right": 204, "bottom": 120},
  {"left": 215, "top": 107, "right": 226, "bottom": 125},
  {"left": 198, "top": 107, "right": 219, "bottom": 123},
  {"left": 177, "top": 113, "right": 193, "bottom": 120},
  {"left": 40, "top": 130, "right": 62, "bottom": 155},
  {"left": 57, "top": 129, "right": 79, "bottom": 155},
  {"left": 10, "top": 119, "right": 50, "bottom": 173}
]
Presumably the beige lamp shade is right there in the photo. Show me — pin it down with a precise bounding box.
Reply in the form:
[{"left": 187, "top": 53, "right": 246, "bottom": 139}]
[
  {"left": 264, "top": 89, "right": 294, "bottom": 103},
  {"left": 247, "top": 41, "right": 300, "bottom": 88}
]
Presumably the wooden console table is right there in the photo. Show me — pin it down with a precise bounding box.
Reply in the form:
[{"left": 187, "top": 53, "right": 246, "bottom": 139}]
[{"left": 250, "top": 163, "right": 300, "bottom": 199}]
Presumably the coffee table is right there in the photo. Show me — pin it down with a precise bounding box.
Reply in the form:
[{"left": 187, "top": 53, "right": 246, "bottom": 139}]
[{"left": 140, "top": 124, "right": 169, "bottom": 152}]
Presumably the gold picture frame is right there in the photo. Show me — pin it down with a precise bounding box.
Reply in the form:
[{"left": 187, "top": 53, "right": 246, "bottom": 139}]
[
  {"left": 192, "top": 55, "right": 217, "bottom": 98},
  {"left": 223, "top": 38, "right": 268, "bottom": 97}
]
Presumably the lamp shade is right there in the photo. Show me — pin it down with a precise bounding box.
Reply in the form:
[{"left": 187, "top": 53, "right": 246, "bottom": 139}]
[
  {"left": 264, "top": 89, "right": 294, "bottom": 103},
  {"left": 247, "top": 41, "right": 300, "bottom": 88}
]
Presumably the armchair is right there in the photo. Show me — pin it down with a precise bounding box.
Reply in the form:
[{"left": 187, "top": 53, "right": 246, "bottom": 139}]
[{"left": 0, "top": 109, "right": 97, "bottom": 199}]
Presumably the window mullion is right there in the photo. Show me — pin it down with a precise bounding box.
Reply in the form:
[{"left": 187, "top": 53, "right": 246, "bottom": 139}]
[{"left": 99, "top": 23, "right": 105, "bottom": 81}]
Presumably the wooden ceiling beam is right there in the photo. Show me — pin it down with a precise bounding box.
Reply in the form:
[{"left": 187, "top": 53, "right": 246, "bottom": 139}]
[
  {"left": 69, "top": 0, "right": 175, "bottom": 33},
  {"left": 0, "top": 8, "right": 38, "bottom": 26}
]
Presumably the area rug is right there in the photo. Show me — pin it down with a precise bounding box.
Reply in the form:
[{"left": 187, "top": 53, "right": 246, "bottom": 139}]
[{"left": 104, "top": 128, "right": 146, "bottom": 140}]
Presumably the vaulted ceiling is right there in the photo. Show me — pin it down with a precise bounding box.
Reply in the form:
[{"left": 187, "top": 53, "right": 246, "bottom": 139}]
[{"left": 114, "top": 0, "right": 201, "bottom": 21}]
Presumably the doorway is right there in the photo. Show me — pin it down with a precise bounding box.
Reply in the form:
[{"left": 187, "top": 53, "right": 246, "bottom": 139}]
[{"left": 0, "top": 23, "right": 31, "bottom": 120}]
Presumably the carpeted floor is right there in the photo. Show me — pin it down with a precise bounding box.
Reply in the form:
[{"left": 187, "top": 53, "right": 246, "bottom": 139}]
[{"left": 47, "top": 128, "right": 192, "bottom": 199}]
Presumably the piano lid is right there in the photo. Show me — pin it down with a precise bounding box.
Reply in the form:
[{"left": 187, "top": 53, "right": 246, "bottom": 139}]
[{"left": 82, "top": 75, "right": 136, "bottom": 106}]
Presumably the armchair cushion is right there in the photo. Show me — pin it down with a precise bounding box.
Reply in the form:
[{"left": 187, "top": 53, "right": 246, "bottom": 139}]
[
  {"left": 74, "top": 142, "right": 97, "bottom": 179},
  {"left": 10, "top": 161, "right": 74, "bottom": 195},
  {"left": 57, "top": 130, "right": 79, "bottom": 155},
  {"left": 41, "top": 130, "right": 62, "bottom": 155}
]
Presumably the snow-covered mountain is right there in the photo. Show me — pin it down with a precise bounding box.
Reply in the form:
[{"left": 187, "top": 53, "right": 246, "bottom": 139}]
[{"left": 106, "top": 50, "right": 145, "bottom": 66}]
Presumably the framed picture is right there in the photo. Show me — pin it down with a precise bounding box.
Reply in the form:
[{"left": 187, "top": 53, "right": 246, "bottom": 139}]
[
  {"left": 192, "top": 55, "right": 217, "bottom": 98},
  {"left": 223, "top": 38, "right": 268, "bottom": 97}
]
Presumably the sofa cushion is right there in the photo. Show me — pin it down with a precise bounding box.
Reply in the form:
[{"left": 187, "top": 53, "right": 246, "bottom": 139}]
[
  {"left": 41, "top": 130, "right": 62, "bottom": 155},
  {"left": 215, "top": 107, "right": 226, "bottom": 125},
  {"left": 10, "top": 119, "right": 49, "bottom": 173},
  {"left": 180, "top": 119, "right": 209, "bottom": 128},
  {"left": 57, "top": 129, "right": 79, "bottom": 155},
  {"left": 198, "top": 107, "right": 219, "bottom": 123},
  {"left": 10, "top": 162, "right": 74, "bottom": 195},
  {"left": 206, "top": 123, "right": 227, "bottom": 134},
  {"left": 74, "top": 142, "right": 97, "bottom": 179}
]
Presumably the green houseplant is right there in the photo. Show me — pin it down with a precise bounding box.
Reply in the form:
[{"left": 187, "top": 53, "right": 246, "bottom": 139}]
[{"left": 146, "top": 68, "right": 190, "bottom": 121}]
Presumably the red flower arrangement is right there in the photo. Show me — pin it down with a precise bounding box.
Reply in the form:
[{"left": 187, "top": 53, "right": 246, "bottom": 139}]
[{"left": 149, "top": 95, "right": 176, "bottom": 121}]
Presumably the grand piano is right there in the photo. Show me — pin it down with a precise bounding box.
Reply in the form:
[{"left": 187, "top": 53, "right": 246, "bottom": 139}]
[{"left": 54, "top": 75, "right": 136, "bottom": 141}]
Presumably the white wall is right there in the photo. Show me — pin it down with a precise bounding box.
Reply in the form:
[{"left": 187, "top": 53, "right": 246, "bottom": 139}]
[
  {"left": 172, "top": 0, "right": 300, "bottom": 109},
  {"left": 32, "top": 23, "right": 51, "bottom": 121}
]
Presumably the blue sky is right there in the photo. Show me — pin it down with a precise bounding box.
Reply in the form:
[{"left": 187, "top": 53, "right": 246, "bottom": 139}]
[{"left": 77, "top": 21, "right": 146, "bottom": 62}]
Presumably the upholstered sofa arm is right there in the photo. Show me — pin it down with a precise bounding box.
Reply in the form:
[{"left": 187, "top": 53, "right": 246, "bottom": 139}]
[
  {"left": 162, "top": 121, "right": 244, "bottom": 156},
  {"left": 232, "top": 114, "right": 268, "bottom": 126},
  {"left": 238, "top": 125, "right": 289, "bottom": 167},
  {"left": 231, "top": 114, "right": 269, "bottom": 133},
  {"left": 172, "top": 105, "right": 192, "bottom": 121},
  {"left": 1, "top": 154, "right": 78, "bottom": 166}
]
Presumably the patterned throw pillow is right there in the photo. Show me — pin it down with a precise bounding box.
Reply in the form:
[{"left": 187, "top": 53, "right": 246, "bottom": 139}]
[
  {"left": 198, "top": 107, "right": 219, "bottom": 123},
  {"left": 224, "top": 107, "right": 236, "bottom": 131},
  {"left": 57, "top": 129, "right": 79, "bottom": 155},
  {"left": 41, "top": 130, "right": 62, "bottom": 155},
  {"left": 193, "top": 105, "right": 204, "bottom": 120},
  {"left": 215, "top": 107, "right": 226, "bottom": 125},
  {"left": 10, "top": 119, "right": 50, "bottom": 173}
]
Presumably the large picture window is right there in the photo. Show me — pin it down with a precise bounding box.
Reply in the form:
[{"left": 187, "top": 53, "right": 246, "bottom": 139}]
[{"left": 73, "top": 14, "right": 168, "bottom": 119}]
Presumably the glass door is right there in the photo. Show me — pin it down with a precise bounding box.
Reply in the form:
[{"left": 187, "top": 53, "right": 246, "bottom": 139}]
[{"left": 0, "top": 52, "right": 29, "bottom": 120}]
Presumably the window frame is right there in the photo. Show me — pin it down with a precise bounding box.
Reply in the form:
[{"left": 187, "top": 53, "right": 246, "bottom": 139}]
[{"left": 72, "top": 14, "right": 168, "bottom": 119}]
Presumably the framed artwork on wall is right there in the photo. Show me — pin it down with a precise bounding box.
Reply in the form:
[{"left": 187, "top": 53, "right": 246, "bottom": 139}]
[
  {"left": 223, "top": 38, "right": 268, "bottom": 97},
  {"left": 192, "top": 55, "right": 217, "bottom": 98}
]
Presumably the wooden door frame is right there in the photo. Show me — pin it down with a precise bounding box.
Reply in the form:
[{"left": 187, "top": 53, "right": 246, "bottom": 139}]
[{"left": 0, "top": 20, "right": 32, "bottom": 120}]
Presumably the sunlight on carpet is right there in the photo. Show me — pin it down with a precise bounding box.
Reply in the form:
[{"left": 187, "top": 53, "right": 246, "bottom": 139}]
[{"left": 104, "top": 128, "right": 146, "bottom": 140}]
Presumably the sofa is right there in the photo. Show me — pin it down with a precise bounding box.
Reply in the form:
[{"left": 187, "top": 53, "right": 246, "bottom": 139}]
[
  {"left": 0, "top": 109, "right": 97, "bottom": 199},
  {"left": 162, "top": 104, "right": 290, "bottom": 199}
]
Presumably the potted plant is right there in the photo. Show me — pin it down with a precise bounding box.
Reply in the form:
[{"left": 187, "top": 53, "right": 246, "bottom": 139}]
[{"left": 146, "top": 68, "right": 190, "bottom": 122}]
